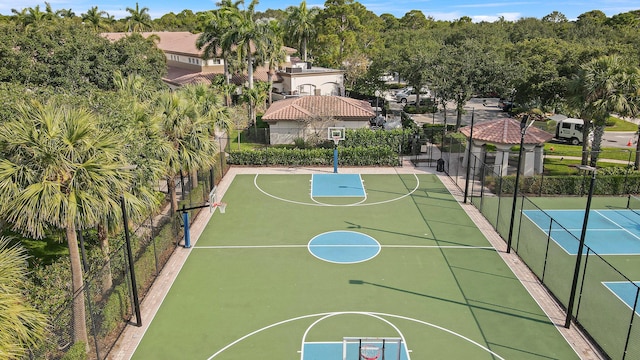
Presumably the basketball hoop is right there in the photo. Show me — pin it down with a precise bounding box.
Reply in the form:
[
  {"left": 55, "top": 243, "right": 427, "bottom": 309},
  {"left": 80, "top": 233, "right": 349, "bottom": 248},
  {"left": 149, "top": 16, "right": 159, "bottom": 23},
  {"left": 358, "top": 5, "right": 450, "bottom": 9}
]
[
  {"left": 332, "top": 135, "right": 341, "bottom": 146},
  {"left": 360, "top": 345, "right": 381, "bottom": 360},
  {"left": 212, "top": 202, "right": 227, "bottom": 214}
]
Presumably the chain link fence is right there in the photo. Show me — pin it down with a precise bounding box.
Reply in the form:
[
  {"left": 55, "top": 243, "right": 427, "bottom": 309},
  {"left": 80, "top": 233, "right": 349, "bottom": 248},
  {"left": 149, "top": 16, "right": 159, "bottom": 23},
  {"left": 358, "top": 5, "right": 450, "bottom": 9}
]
[
  {"left": 29, "top": 146, "right": 231, "bottom": 359},
  {"left": 437, "top": 132, "right": 640, "bottom": 360}
]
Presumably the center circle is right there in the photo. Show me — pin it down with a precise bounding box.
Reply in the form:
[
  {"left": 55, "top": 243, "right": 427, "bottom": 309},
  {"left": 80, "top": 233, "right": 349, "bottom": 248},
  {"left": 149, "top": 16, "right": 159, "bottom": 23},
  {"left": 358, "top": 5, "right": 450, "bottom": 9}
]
[{"left": 308, "top": 231, "right": 381, "bottom": 264}]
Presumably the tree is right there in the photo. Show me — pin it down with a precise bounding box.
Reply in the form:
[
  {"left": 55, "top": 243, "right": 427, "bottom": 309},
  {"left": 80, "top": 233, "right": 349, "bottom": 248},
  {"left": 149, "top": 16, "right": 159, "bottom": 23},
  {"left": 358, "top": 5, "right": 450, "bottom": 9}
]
[
  {"left": 313, "top": 0, "right": 361, "bottom": 68},
  {"left": 433, "top": 40, "right": 498, "bottom": 130},
  {"left": 197, "top": 9, "right": 234, "bottom": 87},
  {"left": 285, "top": 1, "right": 318, "bottom": 62},
  {"left": 0, "top": 100, "right": 133, "bottom": 352},
  {"left": 154, "top": 91, "right": 219, "bottom": 214},
  {"left": 217, "top": 0, "right": 269, "bottom": 124},
  {"left": 258, "top": 19, "right": 286, "bottom": 104},
  {"left": 569, "top": 55, "right": 640, "bottom": 166},
  {"left": 82, "top": 6, "right": 109, "bottom": 31},
  {"left": 125, "top": 2, "right": 152, "bottom": 32},
  {"left": 0, "top": 237, "right": 48, "bottom": 359}
]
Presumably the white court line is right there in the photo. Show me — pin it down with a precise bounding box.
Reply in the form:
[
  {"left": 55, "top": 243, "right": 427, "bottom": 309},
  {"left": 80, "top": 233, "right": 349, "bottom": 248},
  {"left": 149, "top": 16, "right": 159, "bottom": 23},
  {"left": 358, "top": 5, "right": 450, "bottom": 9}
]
[
  {"left": 254, "top": 173, "right": 420, "bottom": 207},
  {"left": 193, "top": 245, "right": 495, "bottom": 249},
  {"left": 206, "top": 311, "right": 505, "bottom": 360},
  {"left": 595, "top": 210, "right": 640, "bottom": 240}
]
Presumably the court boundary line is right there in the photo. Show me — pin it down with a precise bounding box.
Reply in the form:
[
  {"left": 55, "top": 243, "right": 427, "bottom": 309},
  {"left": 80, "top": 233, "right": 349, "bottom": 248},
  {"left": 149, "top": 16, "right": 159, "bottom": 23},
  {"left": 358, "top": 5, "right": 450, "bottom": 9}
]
[
  {"left": 192, "top": 245, "right": 496, "bottom": 250},
  {"left": 254, "top": 173, "right": 420, "bottom": 207},
  {"left": 594, "top": 210, "right": 640, "bottom": 241},
  {"left": 602, "top": 281, "right": 640, "bottom": 316},
  {"left": 205, "top": 311, "right": 505, "bottom": 360}
]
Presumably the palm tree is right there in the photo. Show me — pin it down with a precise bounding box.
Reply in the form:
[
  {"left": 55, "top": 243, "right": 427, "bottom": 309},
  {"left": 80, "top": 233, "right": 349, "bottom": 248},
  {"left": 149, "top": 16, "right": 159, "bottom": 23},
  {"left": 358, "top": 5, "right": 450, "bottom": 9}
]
[
  {"left": 285, "top": 0, "right": 318, "bottom": 62},
  {"left": 56, "top": 8, "right": 76, "bottom": 19},
  {"left": 125, "top": 2, "right": 152, "bottom": 32},
  {"left": 257, "top": 19, "right": 286, "bottom": 105},
  {"left": 181, "top": 83, "right": 233, "bottom": 134},
  {"left": 0, "top": 237, "right": 48, "bottom": 359},
  {"left": 82, "top": 6, "right": 109, "bottom": 32},
  {"left": 154, "top": 91, "right": 219, "bottom": 214},
  {"left": 179, "top": 84, "right": 232, "bottom": 184},
  {"left": 0, "top": 100, "right": 133, "bottom": 351},
  {"left": 219, "top": 0, "right": 267, "bottom": 91},
  {"left": 569, "top": 55, "right": 640, "bottom": 166},
  {"left": 197, "top": 10, "right": 235, "bottom": 87}
]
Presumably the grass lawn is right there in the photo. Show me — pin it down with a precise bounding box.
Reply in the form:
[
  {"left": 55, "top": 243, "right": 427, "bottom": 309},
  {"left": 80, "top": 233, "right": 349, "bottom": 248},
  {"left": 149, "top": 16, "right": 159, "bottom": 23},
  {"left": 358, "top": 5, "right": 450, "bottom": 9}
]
[{"left": 544, "top": 143, "right": 636, "bottom": 162}]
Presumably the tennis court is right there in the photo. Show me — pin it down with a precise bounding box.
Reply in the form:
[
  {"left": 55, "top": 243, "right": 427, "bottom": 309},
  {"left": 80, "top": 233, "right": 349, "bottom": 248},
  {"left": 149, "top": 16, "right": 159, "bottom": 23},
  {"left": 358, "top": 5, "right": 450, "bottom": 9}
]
[
  {"left": 523, "top": 209, "right": 640, "bottom": 255},
  {"left": 130, "top": 171, "right": 580, "bottom": 359}
]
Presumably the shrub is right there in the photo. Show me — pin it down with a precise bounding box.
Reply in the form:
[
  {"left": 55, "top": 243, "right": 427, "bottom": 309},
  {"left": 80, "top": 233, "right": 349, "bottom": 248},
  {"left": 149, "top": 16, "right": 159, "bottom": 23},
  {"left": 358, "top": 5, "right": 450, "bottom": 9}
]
[{"left": 61, "top": 342, "right": 88, "bottom": 360}]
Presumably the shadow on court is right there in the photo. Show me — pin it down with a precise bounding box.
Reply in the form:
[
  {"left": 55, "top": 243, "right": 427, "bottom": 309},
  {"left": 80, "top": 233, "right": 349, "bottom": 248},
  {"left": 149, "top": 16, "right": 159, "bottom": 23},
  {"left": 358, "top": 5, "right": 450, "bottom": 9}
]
[{"left": 348, "top": 279, "right": 555, "bottom": 326}]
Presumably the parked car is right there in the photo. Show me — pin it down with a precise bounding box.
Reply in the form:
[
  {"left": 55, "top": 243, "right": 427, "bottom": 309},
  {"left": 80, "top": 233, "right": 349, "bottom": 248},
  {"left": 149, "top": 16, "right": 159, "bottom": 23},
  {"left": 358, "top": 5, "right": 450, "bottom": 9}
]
[{"left": 395, "top": 87, "right": 431, "bottom": 104}]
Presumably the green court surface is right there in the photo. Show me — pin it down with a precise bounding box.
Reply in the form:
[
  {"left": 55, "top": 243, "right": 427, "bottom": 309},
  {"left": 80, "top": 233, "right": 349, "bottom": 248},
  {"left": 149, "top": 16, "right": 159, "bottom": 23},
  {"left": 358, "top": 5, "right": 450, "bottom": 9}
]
[{"left": 131, "top": 173, "right": 579, "bottom": 359}]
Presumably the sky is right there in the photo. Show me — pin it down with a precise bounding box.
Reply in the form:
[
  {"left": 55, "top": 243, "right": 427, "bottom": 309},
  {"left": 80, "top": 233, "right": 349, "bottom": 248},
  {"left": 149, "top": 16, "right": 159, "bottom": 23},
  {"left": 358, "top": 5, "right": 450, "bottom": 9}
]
[{"left": 2, "top": 0, "right": 639, "bottom": 22}]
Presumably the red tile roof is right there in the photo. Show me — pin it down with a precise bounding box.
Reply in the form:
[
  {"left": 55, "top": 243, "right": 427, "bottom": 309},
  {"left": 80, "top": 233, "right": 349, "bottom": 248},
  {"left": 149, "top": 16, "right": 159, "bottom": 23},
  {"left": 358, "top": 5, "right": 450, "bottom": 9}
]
[
  {"left": 164, "top": 67, "right": 280, "bottom": 87},
  {"left": 262, "top": 96, "right": 375, "bottom": 122},
  {"left": 100, "top": 32, "right": 296, "bottom": 57},
  {"left": 459, "top": 118, "right": 553, "bottom": 145}
]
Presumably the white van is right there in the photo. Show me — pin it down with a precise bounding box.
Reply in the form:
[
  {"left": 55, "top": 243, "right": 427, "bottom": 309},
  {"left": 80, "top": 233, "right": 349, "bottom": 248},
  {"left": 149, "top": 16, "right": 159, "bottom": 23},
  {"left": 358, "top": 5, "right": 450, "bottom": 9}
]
[{"left": 555, "top": 118, "right": 586, "bottom": 145}]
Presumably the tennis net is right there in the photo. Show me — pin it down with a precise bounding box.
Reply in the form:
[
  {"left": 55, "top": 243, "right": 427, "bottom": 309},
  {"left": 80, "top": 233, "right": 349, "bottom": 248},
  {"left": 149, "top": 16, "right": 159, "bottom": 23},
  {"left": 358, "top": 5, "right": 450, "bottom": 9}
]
[{"left": 627, "top": 194, "right": 640, "bottom": 218}]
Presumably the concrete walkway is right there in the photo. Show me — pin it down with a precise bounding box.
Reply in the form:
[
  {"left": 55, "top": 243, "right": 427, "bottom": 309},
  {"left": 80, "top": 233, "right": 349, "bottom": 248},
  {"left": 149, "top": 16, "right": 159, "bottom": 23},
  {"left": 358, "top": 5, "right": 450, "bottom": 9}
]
[{"left": 109, "top": 163, "right": 605, "bottom": 360}]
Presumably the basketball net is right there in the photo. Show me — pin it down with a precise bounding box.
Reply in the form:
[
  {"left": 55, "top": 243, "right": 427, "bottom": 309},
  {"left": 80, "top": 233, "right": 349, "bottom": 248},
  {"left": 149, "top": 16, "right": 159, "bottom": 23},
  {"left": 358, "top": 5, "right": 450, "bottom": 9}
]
[
  {"left": 360, "top": 345, "right": 381, "bottom": 360},
  {"left": 332, "top": 135, "right": 341, "bottom": 146},
  {"left": 212, "top": 202, "right": 227, "bottom": 213}
]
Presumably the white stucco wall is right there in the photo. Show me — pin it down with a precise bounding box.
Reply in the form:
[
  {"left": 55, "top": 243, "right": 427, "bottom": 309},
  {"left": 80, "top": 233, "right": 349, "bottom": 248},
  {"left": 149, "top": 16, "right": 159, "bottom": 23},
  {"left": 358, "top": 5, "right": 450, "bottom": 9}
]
[{"left": 268, "top": 120, "right": 369, "bottom": 144}]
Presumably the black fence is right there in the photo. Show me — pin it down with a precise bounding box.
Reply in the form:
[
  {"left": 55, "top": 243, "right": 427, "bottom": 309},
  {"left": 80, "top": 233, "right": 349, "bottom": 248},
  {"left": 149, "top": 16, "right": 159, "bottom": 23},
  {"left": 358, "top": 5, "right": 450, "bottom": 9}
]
[
  {"left": 30, "top": 148, "right": 231, "bottom": 359},
  {"left": 438, "top": 134, "right": 640, "bottom": 360}
]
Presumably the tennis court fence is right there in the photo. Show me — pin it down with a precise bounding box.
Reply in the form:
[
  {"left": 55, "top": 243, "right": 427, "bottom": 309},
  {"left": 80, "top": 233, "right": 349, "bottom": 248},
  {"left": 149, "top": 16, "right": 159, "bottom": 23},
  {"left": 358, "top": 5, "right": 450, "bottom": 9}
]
[{"left": 435, "top": 135, "right": 640, "bottom": 359}]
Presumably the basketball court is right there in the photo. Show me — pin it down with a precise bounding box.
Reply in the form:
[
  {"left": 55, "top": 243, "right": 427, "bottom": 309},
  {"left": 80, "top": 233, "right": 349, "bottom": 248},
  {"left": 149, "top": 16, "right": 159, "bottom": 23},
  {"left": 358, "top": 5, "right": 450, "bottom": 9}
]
[{"left": 127, "top": 168, "right": 582, "bottom": 360}]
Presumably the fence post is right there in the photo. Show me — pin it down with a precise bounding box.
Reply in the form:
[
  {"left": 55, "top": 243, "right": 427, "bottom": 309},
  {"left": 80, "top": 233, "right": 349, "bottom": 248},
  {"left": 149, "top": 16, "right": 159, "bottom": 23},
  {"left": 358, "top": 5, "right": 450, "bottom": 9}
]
[{"left": 622, "top": 286, "right": 640, "bottom": 360}]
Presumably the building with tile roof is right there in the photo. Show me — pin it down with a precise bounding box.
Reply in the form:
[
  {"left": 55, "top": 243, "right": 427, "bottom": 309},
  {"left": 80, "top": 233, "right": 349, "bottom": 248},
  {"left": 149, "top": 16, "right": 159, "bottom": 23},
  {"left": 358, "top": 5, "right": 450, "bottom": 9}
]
[
  {"left": 262, "top": 96, "right": 375, "bottom": 144},
  {"left": 459, "top": 118, "right": 553, "bottom": 176},
  {"left": 100, "top": 32, "right": 344, "bottom": 97}
]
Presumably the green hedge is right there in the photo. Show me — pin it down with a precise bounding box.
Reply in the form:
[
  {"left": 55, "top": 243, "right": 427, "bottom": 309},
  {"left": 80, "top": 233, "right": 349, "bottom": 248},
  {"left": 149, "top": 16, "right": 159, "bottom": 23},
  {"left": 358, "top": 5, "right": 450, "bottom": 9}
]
[
  {"left": 228, "top": 146, "right": 401, "bottom": 166},
  {"left": 490, "top": 174, "right": 640, "bottom": 196}
]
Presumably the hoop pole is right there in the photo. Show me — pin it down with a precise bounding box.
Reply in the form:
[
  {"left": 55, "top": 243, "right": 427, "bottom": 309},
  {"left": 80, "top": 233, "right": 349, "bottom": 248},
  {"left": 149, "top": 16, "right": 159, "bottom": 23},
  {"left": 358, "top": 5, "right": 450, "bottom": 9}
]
[
  {"left": 333, "top": 145, "right": 338, "bottom": 173},
  {"left": 182, "top": 209, "right": 191, "bottom": 248}
]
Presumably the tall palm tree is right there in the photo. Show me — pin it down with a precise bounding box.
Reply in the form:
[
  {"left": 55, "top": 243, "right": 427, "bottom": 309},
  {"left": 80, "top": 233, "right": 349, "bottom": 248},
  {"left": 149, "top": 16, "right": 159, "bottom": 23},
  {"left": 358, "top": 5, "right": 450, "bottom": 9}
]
[
  {"left": 257, "top": 19, "right": 286, "bottom": 105},
  {"left": 0, "top": 100, "right": 133, "bottom": 351},
  {"left": 219, "top": 0, "right": 267, "bottom": 91},
  {"left": 285, "top": 1, "right": 318, "bottom": 62},
  {"left": 154, "top": 91, "right": 219, "bottom": 214},
  {"left": 125, "top": 2, "right": 152, "bottom": 32},
  {"left": 0, "top": 237, "right": 48, "bottom": 359},
  {"left": 569, "top": 55, "right": 640, "bottom": 166},
  {"left": 197, "top": 9, "right": 235, "bottom": 87},
  {"left": 82, "top": 6, "right": 109, "bottom": 32}
]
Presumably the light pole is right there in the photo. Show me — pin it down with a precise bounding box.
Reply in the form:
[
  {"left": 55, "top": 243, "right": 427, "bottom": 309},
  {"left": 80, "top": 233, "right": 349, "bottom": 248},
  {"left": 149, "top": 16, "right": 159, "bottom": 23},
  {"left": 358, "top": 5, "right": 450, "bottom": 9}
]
[
  {"left": 463, "top": 109, "right": 475, "bottom": 203},
  {"left": 565, "top": 165, "right": 597, "bottom": 328},
  {"left": 507, "top": 115, "right": 531, "bottom": 253}
]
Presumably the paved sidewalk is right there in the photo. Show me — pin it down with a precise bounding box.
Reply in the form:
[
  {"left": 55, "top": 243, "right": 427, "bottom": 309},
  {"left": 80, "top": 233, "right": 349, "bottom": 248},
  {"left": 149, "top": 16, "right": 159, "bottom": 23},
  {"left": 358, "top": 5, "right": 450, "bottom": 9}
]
[{"left": 109, "top": 164, "right": 605, "bottom": 360}]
